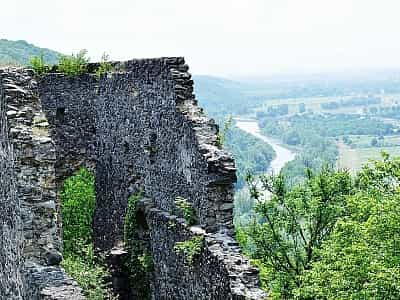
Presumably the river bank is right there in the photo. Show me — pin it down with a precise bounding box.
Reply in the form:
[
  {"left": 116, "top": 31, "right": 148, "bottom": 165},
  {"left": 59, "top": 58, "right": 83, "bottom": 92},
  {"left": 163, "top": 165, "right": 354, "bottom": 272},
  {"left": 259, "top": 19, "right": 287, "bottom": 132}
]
[{"left": 235, "top": 119, "right": 296, "bottom": 174}]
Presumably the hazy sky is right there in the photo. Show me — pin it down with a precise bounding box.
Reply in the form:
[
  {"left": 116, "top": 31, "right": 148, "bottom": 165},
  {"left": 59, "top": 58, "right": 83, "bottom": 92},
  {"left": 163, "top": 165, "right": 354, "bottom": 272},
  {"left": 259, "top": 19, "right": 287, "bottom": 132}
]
[{"left": 1, "top": 0, "right": 400, "bottom": 76}]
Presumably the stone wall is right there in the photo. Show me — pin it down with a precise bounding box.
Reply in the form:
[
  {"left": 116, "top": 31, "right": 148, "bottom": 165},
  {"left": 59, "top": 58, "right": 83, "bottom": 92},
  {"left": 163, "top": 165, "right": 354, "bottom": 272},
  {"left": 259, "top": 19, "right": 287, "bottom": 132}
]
[
  {"left": 141, "top": 199, "right": 266, "bottom": 300},
  {"left": 37, "top": 58, "right": 236, "bottom": 252},
  {"left": 0, "top": 67, "right": 85, "bottom": 299},
  {"left": 0, "top": 68, "right": 24, "bottom": 299},
  {"left": 0, "top": 58, "right": 267, "bottom": 299}
]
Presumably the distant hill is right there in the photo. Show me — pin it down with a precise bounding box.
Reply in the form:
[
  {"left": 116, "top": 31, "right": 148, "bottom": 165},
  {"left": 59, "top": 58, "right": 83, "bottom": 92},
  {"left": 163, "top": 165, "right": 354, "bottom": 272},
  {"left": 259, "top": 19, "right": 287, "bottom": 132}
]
[
  {"left": 0, "top": 39, "right": 60, "bottom": 66},
  {"left": 193, "top": 75, "right": 252, "bottom": 117}
]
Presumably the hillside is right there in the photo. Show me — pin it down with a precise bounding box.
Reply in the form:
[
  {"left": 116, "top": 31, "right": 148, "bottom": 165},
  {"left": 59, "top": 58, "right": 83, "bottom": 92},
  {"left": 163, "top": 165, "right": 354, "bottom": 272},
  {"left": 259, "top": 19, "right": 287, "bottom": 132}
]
[
  {"left": 0, "top": 39, "right": 60, "bottom": 66},
  {"left": 193, "top": 75, "right": 252, "bottom": 117}
]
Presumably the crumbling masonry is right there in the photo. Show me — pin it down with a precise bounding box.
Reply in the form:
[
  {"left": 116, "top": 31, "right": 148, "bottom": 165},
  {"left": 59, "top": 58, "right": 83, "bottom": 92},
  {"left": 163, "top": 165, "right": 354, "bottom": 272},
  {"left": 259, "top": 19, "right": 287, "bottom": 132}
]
[{"left": 0, "top": 58, "right": 266, "bottom": 299}]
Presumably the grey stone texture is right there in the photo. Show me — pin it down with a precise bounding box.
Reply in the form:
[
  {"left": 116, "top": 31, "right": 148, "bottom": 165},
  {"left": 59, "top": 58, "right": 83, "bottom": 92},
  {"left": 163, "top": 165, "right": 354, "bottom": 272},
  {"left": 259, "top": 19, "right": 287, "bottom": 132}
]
[
  {"left": 0, "top": 69, "right": 24, "bottom": 300},
  {"left": 0, "top": 58, "right": 266, "bottom": 299},
  {"left": 0, "top": 68, "right": 84, "bottom": 299}
]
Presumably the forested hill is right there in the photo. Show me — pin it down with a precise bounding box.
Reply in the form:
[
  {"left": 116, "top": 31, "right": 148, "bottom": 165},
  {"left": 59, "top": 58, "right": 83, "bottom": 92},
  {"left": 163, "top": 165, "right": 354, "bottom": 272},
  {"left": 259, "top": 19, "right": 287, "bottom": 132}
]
[
  {"left": 193, "top": 75, "right": 252, "bottom": 117},
  {"left": 0, "top": 39, "right": 60, "bottom": 66}
]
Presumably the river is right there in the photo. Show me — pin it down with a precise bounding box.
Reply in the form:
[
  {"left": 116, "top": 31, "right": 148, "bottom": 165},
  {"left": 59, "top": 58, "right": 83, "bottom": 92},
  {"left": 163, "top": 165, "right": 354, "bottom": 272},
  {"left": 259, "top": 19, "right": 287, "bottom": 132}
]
[{"left": 235, "top": 119, "right": 296, "bottom": 174}]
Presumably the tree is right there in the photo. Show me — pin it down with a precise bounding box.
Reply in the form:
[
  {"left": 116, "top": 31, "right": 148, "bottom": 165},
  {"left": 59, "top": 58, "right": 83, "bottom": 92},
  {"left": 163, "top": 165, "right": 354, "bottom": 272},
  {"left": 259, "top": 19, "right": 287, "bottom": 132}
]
[
  {"left": 296, "top": 154, "right": 400, "bottom": 299},
  {"left": 285, "top": 130, "right": 301, "bottom": 145},
  {"left": 240, "top": 154, "right": 400, "bottom": 299},
  {"left": 244, "top": 167, "right": 353, "bottom": 299}
]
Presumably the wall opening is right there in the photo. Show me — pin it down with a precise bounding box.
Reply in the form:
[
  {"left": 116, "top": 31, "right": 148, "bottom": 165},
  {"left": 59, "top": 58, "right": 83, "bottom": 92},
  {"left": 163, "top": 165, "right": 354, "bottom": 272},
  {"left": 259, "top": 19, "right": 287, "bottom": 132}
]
[
  {"left": 56, "top": 107, "right": 65, "bottom": 123},
  {"left": 59, "top": 167, "right": 115, "bottom": 299},
  {"left": 119, "top": 190, "right": 153, "bottom": 300},
  {"left": 146, "top": 132, "right": 157, "bottom": 164}
]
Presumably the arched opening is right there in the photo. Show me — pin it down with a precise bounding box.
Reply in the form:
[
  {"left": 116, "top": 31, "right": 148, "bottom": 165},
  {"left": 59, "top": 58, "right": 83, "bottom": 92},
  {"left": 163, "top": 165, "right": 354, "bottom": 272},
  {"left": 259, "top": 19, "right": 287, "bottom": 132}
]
[{"left": 59, "top": 168, "right": 153, "bottom": 300}]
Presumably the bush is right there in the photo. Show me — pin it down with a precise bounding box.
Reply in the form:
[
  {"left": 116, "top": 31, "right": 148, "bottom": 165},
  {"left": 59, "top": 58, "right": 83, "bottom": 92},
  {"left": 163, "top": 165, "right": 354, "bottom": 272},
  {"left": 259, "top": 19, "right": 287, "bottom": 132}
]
[
  {"left": 61, "top": 168, "right": 96, "bottom": 255},
  {"left": 61, "top": 168, "right": 114, "bottom": 299},
  {"left": 62, "top": 242, "right": 115, "bottom": 300},
  {"left": 174, "top": 197, "right": 197, "bottom": 225},
  {"left": 95, "top": 53, "right": 113, "bottom": 78},
  {"left": 58, "top": 49, "right": 89, "bottom": 76},
  {"left": 30, "top": 54, "right": 50, "bottom": 75},
  {"left": 174, "top": 236, "right": 204, "bottom": 265}
]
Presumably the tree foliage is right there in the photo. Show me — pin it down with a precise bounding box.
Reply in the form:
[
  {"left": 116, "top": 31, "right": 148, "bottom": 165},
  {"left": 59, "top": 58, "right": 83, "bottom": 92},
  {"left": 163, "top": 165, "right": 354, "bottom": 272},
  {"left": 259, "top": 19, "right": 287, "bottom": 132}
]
[
  {"left": 244, "top": 167, "right": 352, "bottom": 298},
  {"left": 241, "top": 155, "right": 400, "bottom": 299},
  {"left": 61, "top": 168, "right": 96, "bottom": 255}
]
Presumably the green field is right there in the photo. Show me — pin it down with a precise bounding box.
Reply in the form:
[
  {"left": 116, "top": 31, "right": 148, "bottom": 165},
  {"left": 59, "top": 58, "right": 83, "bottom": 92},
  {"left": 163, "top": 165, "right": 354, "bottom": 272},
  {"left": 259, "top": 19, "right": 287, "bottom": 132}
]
[
  {"left": 341, "top": 134, "right": 400, "bottom": 148},
  {"left": 254, "top": 94, "right": 400, "bottom": 116},
  {"left": 337, "top": 142, "right": 400, "bottom": 173}
]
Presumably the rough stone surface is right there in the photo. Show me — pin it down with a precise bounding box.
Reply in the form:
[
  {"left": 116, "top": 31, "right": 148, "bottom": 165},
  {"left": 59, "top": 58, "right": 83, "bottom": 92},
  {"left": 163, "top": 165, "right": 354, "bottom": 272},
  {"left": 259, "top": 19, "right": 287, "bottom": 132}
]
[
  {"left": 142, "top": 198, "right": 267, "bottom": 300},
  {"left": 0, "top": 58, "right": 267, "bottom": 299},
  {"left": 0, "top": 68, "right": 24, "bottom": 300},
  {"left": 0, "top": 68, "right": 84, "bottom": 300},
  {"left": 24, "top": 263, "right": 85, "bottom": 300}
]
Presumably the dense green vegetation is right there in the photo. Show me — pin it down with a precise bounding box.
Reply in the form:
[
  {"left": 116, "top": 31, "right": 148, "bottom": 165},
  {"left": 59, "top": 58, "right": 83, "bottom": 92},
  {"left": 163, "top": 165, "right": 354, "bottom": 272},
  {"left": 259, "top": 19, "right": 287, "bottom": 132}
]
[
  {"left": 30, "top": 54, "right": 50, "bottom": 75},
  {"left": 238, "top": 154, "right": 400, "bottom": 299},
  {"left": 260, "top": 114, "right": 395, "bottom": 139},
  {"left": 61, "top": 168, "right": 114, "bottom": 299},
  {"left": 123, "top": 191, "right": 153, "bottom": 299},
  {"left": 0, "top": 39, "right": 60, "bottom": 66},
  {"left": 29, "top": 49, "right": 113, "bottom": 78},
  {"left": 58, "top": 50, "right": 90, "bottom": 76},
  {"left": 256, "top": 104, "right": 289, "bottom": 117}
]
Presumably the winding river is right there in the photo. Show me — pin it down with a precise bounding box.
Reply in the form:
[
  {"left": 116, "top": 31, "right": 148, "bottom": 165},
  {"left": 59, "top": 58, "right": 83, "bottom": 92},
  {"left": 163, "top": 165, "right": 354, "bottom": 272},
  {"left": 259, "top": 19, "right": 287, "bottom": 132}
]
[{"left": 235, "top": 119, "right": 296, "bottom": 174}]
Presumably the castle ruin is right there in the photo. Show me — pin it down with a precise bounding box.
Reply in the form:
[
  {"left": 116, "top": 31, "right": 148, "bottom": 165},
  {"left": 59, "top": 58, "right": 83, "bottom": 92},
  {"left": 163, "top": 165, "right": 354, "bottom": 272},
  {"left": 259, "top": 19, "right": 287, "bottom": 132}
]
[{"left": 0, "top": 58, "right": 266, "bottom": 299}]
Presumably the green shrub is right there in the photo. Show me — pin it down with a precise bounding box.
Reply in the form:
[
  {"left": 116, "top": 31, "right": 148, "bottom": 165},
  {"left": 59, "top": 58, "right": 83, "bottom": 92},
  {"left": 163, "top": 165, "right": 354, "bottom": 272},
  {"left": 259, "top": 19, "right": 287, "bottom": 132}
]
[
  {"left": 174, "top": 236, "right": 204, "bottom": 265},
  {"left": 58, "top": 49, "right": 89, "bottom": 76},
  {"left": 61, "top": 168, "right": 114, "bottom": 299},
  {"left": 95, "top": 53, "right": 113, "bottom": 78},
  {"left": 30, "top": 54, "right": 49, "bottom": 75},
  {"left": 62, "top": 242, "right": 115, "bottom": 300},
  {"left": 61, "top": 168, "right": 96, "bottom": 255},
  {"left": 174, "top": 197, "right": 197, "bottom": 225}
]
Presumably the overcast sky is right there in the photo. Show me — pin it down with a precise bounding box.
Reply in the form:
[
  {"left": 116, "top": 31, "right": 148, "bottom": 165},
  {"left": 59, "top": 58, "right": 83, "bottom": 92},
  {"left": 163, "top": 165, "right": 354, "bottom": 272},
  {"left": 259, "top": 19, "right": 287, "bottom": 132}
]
[{"left": 1, "top": 0, "right": 400, "bottom": 77}]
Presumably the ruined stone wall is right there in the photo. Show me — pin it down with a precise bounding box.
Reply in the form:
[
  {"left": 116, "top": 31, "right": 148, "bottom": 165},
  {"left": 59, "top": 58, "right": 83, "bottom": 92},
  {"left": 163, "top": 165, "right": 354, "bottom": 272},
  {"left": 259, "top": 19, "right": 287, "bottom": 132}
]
[
  {"left": 142, "top": 199, "right": 266, "bottom": 300},
  {"left": 0, "top": 68, "right": 85, "bottom": 300},
  {"left": 0, "top": 68, "right": 24, "bottom": 300},
  {"left": 38, "top": 58, "right": 236, "bottom": 251},
  {"left": 1, "top": 58, "right": 266, "bottom": 299}
]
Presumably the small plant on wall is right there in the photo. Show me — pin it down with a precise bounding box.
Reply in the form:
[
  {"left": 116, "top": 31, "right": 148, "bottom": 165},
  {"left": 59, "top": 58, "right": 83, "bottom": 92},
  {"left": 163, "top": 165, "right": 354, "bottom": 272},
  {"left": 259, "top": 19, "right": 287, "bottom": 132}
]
[
  {"left": 175, "top": 196, "right": 197, "bottom": 225},
  {"left": 57, "top": 49, "right": 90, "bottom": 76},
  {"left": 30, "top": 54, "right": 50, "bottom": 75},
  {"left": 174, "top": 236, "right": 204, "bottom": 266},
  {"left": 95, "top": 53, "right": 113, "bottom": 78}
]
